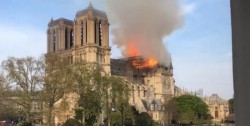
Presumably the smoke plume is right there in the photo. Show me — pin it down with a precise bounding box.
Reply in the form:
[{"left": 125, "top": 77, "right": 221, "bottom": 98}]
[{"left": 105, "top": 0, "right": 183, "bottom": 66}]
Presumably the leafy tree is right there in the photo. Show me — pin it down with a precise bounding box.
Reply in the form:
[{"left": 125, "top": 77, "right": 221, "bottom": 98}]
[
  {"left": 72, "top": 60, "right": 132, "bottom": 126},
  {"left": 62, "top": 118, "right": 82, "bottom": 126},
  {"left": 0, "top": 73, "right": 17, "bottom": 120},
  {"left": 166, "top": 95, "right": 210, "bottom": 124},
  {"left": 228, "top": 98, "right": 234, "bottom": 114},
  {"left": 72, "top": 61, "right": 103, "bottom": 125},
  {"left": 134, "top": 112, "right": 153, "bottom": 126},
  {"left": 41, "top": 53, "right": 73, "bottom": 126},
  {"left": 2, "top": 57, "right": 44, "bottom": 123},
  {"left": 109, "top": 76, "right": 132, "bottom": 126}
]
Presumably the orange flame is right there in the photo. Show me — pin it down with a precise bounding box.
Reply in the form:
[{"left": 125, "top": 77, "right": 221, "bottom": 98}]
[
  {"left": 125, "top": 42, "right": 140, "bottom": 57},
  {"left": 126, "top": 42, "right": 158, "bottom": 69}
]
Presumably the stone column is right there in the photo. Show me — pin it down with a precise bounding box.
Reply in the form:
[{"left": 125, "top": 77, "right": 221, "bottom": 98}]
[
  {"left": 102, "top": 21, "right": 109, "bottom": 47},
  {"left": 87, "top": 19, "right": 95, "bottom": 44},
  {"left": 59, "top": 26, "right": 65, "bottom": 51},
  {"left": 67, "top": 28, "right": 71, "bottom": 49},
  {"left": 47, "top": 29, "right": 50, "bottom": 53},
  {"left": 73, "top": 20, "right": 78, "bottom": 48},
  {"left": 56, "top": 28, "right": 60, "bottom": 52}
]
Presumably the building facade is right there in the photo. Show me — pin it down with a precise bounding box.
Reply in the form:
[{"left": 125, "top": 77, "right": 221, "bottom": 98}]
[
  {"left": 110, "top": 57, "right": 175, "bottom": 124},
  {"left": 47, "top": 3, "right": 111, "bottom": 74},
  {"left": 204, "top": 94, "right": 229, "bottom": 124},
  {"left": 47, "top": 3, "right": 175, "bottom": 125}
]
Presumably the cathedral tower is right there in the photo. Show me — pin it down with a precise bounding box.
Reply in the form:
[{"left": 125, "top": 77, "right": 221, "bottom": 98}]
[{"left": 47, "top": 3, "right": 111, "bottom": 73}]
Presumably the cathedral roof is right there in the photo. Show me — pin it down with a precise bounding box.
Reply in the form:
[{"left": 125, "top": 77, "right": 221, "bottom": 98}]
[{"left": 76, "top": 3, "right": 108, "bottom": 19}]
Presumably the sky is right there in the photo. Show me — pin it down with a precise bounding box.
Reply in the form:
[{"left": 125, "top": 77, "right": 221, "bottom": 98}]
[{"left": 0, "top": 0, "right": 233, "bottom": 99}]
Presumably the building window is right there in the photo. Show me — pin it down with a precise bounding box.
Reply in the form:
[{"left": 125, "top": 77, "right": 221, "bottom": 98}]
[
  {"left": 215, "top": 110, "right": 219, "bottom": 118},
  {"left": 99, "top": 22, "right": 102, "bottom": 46},
  {"left": 70, "top": 29, "right": 74, "bottom": 48},
  {"left": 81, "top": 21, "right": 83, "bottom": 46},
  {"left": 151, "top": 105, "right": 154, "bottom": 111},
  {"left": 53, "top": 30, "right": 56, "bottom": 52},
  {"left": 85, "top": 20, "right": 87, "bottom": 43},
  {"left": 137, "top": 86, "right": 140, "bottom": 97},
  {"left": 143, "top": 89, "right": 146, "bottom": 97}
]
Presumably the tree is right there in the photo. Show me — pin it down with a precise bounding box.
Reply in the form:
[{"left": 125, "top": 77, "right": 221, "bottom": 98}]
[
  {"left": 41, "top": 53, "right": 73, "bottom": 126},
  {"left": 62, "top": 118, "right": 82, "bottom": 126},
  {"left": 72, "top": 60, "right": 132, "bottom": 126},
  {"left": 72, "top": 61, "right": 103, "bottom": 126},
  {"left": 228, "top": 98, "right": 234, "bottom": 114},
  {"left": 108, "top": 76, "right": 132, "bottom": 126},
  {"left": 2, "top": 57, "right": 44, "bottom": 123},
  {"left": 166, "top": 95, "right": 210, "bottom": 124},
  {"left": 0, "top": 72, "right": 20, "bottom": 122},
  {"left": 134, "top": 112, "right": 153, "bottom": 126}
]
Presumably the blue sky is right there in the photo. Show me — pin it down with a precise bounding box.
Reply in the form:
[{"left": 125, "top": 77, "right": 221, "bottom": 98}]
[{"left": 0, "top": 0, "right": 233, "bottom": 99}]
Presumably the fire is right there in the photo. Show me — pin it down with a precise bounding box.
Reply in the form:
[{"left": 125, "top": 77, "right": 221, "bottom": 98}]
[
  {"left": 131, "top": 58, "right": 158, "bottom": 69},
  {"left": 125, "top": 42, "right": 140, "bottom": 57},
  {"left": 126, "top": 42, "right": 158, "bottom": 69}
]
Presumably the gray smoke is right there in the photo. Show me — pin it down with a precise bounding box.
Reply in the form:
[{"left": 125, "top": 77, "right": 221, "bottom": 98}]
[{"left": 105, "top": 0, "right": 183, "bottom": 66}]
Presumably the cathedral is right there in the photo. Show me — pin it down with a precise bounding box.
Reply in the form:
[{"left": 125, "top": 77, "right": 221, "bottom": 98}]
[{"left": 47, "top": 3, "right": 175, "bottom": 125}]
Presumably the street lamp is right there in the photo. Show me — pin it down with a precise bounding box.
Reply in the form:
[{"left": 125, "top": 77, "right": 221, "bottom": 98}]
[
  {"left": 119, "top": 104, "right": 124, "bottom": 126},
  {"left": 111, "top": 103, "right": 125, "bottom": 126},
  {"left": 111, "top": 106, "right": 116, "bottom": 112}
]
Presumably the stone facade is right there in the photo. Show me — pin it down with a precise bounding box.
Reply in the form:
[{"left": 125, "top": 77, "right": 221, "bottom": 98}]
[
  {"left": 110, "top": 57, "right": 175, "bottom": 124},
  {"left": 47, "top": 3, "right": 111, "bottom": 124},
  {"left": 47, "top": 3, "right": 175, "bottom": 125},
  {"left": 204, "top": 94, "right": 229, "bottom": 124},
  {"left": 47, "top": 3, "right": 111, "bottom": 74}
]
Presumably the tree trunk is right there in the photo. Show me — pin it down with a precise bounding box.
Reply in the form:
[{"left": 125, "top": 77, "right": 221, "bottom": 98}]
[
  {"left": 48, "top": 106, "right": 54, "bottom": 126},
  {"left": 25, "top": 111, "right": 31, "bottom": 123}
]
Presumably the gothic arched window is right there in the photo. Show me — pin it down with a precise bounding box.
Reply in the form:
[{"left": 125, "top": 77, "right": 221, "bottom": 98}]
[
  {"left": 80, "top": 21, "right": 83, "bottom": 46},
  {"left": 70, "top": 29, "right": 74, "bottom": 48},
  {"left": 99, "top": 21, "right": 102, "bottom": 46},
  {"left": 53, "top": 30, "right": 56, "bottom": 52}
]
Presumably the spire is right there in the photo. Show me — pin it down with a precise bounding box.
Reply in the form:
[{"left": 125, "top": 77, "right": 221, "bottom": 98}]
[
  {"left": 169, "top": 54, "right": 173, "bottom": 69},
  {"left": 88, "top": 2, "right": 93, "bottom": 9},
  {"left": 50, "top": 17, "right": 54, "bottom": 22}
]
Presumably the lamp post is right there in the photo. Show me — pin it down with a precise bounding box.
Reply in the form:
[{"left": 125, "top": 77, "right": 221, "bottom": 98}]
[
  {"left": 111, "top": 103, "right": 124, "bottom": 126},
  {"left": 119, "top": 104, "right": 124, "bottom": 126}
]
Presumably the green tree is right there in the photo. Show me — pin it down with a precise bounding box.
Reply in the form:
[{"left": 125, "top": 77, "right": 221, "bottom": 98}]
[
  {"left": 41, "top": 53, "right": 73, "bottom": 126},
  {"left": 2, "top": 57, "right": 44, "bottom": 123},
  {"left": 72, "top": 60, "right": 132, "bottom": 126},
  {"left": 62, "top": 118, "right": 82, "bottom": 126},
  {"left": 166, "top": 95, "right": 210, "bottom": 124},
  {"left": 135, "top": 112, "right": 153, "bottom": 126},
  {"left": 228, "top": 98, "right": 234, "bottom": 114},
  {"left": 109, "top": 76, "right": 132, "bottom": 126},
  {"left": 0, "top": 73, "right": 16, "bottom": 120},
  {"left": 72, "top": 61, "right": 103, "bottom": 126}
]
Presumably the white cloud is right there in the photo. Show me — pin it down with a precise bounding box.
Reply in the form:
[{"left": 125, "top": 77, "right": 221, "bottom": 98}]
[
  {"left": 0, "top": 24, "right": 46, "bottom": 62},
  {"left": 181, "top": 3, "right": 196, "bottom": 15}
]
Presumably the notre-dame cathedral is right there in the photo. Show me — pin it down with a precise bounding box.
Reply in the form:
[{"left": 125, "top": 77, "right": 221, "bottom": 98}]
[{"left": 47, "top": 3, "right": 175, "bottom": 125}]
